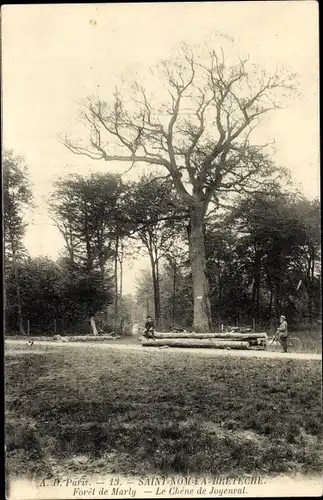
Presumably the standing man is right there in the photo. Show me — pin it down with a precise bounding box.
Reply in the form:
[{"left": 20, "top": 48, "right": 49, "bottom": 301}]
[{"left": 277, "top": 315, "right": 288, "bottom": 352}]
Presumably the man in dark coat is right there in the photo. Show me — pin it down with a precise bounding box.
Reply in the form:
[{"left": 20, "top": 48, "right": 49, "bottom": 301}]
[
  {"left": 144, "top": 316, "right": 155, "bottom": 339},
  {"left": 277, "top": 315, "right": 288, "bottom": 352}
]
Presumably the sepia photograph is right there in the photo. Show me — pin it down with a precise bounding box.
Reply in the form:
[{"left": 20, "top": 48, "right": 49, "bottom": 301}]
[{"left": 2, "top": 2, "right": 321, "bottom": 499}]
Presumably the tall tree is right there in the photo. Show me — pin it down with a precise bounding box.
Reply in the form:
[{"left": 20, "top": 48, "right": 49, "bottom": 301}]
[
  {"left": 134, "top": 269, "right": 155, "bottom": 323},
  {"left": 58, "top": 258, "right": 113, "bottom": 334},
  {"left": 163, "top": 236, "right": 190, "bottom": 328},
  {"left": 5, "top": 257, "right": 62, "bottom": 335},
  {"left": 227, "top": 192, "right": 319, "bottom": 328},
  {"left": 205, "top": 226, "right": 250, "bottom": 328},
  {"left": 50, "top": 173, "right": 124, "bottom": 272},
  {"left": 5, "top": 256, "right": 113, "bottom": 335},
  {"left": 63, "top": 42, "right": 295, "bottom": 331},
  {"left": 127, "top": 175, "right": 187, "bottom": 326},
  {"left": 3, "top": 150, "right": 33, "bottom": 335},
  {"left": 290, "top": 198, "right": 320, "bottom": 324},
  {"left": 50, "top": 172, "right": 125, "bottom": 332}
]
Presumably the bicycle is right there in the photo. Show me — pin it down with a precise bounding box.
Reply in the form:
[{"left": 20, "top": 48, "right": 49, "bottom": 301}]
[{"left": 266, "top": 333, "right": 303, "bottom": 353}]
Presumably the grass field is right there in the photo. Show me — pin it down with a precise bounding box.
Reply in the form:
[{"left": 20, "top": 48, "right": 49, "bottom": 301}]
[{"left": 5, "top": 343, "right": 322, "bottom": 480}]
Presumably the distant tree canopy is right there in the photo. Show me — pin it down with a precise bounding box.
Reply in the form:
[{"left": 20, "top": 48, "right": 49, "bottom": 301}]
[
  {"left": 135, "top": 191, "right": 320, "bottom": 332},
  {"left": 205, "top": 193, "right": 321, "bottom": 329},
  {"left": 3, "top": 150, "right": 32, "bottom": 262},
  {"left": 4, "top": 169, "right": 320, "bottom": 335},
  {"left": 49, "top": 172, "right": 127, "bottom": 333},
  {"left": 5, "top": 256, "right": 114, "bottom": 335},
  {"left": 125, "top": 174, "right": 187, "bottom": 326},
  {"left": 3, "top": 150, "right": 33, "bottom": 335},
  {"left": 49, "top": 172, "right": 126, "bottom": 273},
  {"left": 4, "top": 166, "right": 117, "bottom": 336}
]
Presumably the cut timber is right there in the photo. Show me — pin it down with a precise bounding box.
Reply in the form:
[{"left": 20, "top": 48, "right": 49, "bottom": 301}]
[
  {"left": 7, "top": 335, "right": 120, "bottom": 342},
  {"left": 60, "top": 335, "right": 119, "bottom": 342},
  {"left": 154, "top": 332, "right": 267, "bottom": 340},
  {"left": 142, "top": 339, "right": 250, "bottom": 349},
  {"left": 90, "top": 316, "right": 99, "bottom": 336}
]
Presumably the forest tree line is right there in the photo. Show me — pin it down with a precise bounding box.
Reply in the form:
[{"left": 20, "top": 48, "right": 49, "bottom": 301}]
[{"left": 4, "top": 149, "right": 320, "bottom": 336}]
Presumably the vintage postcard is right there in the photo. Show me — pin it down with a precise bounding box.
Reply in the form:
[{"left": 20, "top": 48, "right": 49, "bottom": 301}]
[{"left": 2, "top": 2, "right": 321, "bottom": 499}]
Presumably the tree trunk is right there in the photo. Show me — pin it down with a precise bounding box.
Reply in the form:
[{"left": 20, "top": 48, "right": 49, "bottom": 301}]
[
  {"left": 252, "top": 241, "right": 262, "bottom": 329},
  {"left": 307, "top": 293, "right": 313, "bottom": 325},
  {"left": 188, "top": 204, "right": 212, "bottom": 332},
  {"left": 12, "top": 250, "right": 25, "bottom": 335},
  {"left": 150, "top": 254, "right": 161, "bottom": 327},
  {"left": 268, "top": 286, "right": 273, "bottom": 323},
  {"left": 274, "top": 288, "right": 280, "bottom": 325},
  {"left": 119, "top": 243, "right": 124, "bottom": 334},
  {"left": 4, "top": 274, "right": 7, "bottom": 333},
  {"left": 119, "top": 245, "right": 123, "bottom": 303},
  {"left": 172, "top": 263, "right": 176, "bottom": 326},
  {"left": 264, "top": 265, "right": 274, "bottom": 331},
  {"left": 90, "top": 316, "right": 98, "bottom": 335},
  {"left": 307, "top": 248, "right": 315, "bottom": 325},
  {"left": 310, "top": 254, "right": 315, "bottom": 323},
  {"left": 114, "top": 235, "right": 119, "bottom": 331},
  {"left": 217, "top": 257, "right": 222, "bottom": 328},
  {"left": 256, "top": 284, "right": 260, "bottom": 327},
  {"left": 84, "top": 207, "right": 93, "bottom": 272}
]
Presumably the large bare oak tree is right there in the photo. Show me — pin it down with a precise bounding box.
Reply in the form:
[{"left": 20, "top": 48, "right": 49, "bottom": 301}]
[{"left": 63, "top": 43, "right": 295, "bottom": 331}]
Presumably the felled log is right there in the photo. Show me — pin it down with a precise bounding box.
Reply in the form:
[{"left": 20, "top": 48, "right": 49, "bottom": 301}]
[
  {"left": 62, "top": 335, "right": 120, "bottom": 342},
  {"left": 154, "top": 331, "right": 267, "bottom": 340},
  {"left": 142, "top": 339, "right": 250, "bottom": 349}
]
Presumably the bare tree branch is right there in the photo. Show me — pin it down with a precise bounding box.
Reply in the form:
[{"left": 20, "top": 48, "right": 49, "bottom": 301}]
[{"left": 62, "top": 43, "right": 295, "bottom": 216}]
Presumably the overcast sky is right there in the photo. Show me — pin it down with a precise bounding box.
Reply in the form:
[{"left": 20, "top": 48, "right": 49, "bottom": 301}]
[{"left": 2, "top": 2, "right": 319, "bottom": 294}]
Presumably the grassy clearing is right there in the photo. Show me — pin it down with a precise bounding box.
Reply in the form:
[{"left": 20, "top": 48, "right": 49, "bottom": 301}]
[{"left": 5, "top": 343, "right": 322, "bottom": 480}]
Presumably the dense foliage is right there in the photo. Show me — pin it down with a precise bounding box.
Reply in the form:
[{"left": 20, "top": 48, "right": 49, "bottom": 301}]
[
  {"left": 3, "top": 150, "right": 320, "bottom": 335},
  {"left": 135, "top": 193, "right": 320, "bottom": 332}
]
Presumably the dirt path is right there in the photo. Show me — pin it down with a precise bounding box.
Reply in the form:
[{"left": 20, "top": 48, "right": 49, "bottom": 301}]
[{"left": 5, "top": 339, "right": 321, "bottom": 361}]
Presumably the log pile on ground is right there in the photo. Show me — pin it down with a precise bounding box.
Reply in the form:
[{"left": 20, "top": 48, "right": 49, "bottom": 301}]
[
  {"left": 59, "top": 335, "right": 121, "bottom": 342},
  {"left": 142, "top": 331, "right": 267, "bottom": 350},
  {"left": 13, "top": 335, "right": 121, "bottom": 342}
]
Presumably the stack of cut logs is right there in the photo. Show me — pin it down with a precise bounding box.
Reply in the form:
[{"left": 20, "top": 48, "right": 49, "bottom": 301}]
[{"left": 142, "top": 330, "right": 268, "bottom": 350}]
